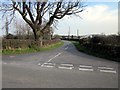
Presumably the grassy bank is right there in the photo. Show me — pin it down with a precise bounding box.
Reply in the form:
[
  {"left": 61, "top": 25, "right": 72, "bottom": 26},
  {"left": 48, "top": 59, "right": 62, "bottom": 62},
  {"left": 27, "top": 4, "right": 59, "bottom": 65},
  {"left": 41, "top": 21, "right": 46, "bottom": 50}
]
[
  {"left": 72, "top": 41, "right": 119, "bottom": 61},
  {"left": 2, "top": 41, "right": 64, "bottom": 55}
]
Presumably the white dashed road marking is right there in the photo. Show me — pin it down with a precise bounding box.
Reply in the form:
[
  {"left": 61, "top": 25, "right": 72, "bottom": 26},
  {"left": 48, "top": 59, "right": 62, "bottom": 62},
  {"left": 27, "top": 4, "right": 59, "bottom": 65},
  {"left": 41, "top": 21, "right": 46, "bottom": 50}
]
[
  {"left": 39, "top": 62, "right": 117, "bottom": 74},
  {"left": 41, "top": 63, "right": 55, "bottom": 68},
  {"left": 79, "top": 68, "right": 94, "bottom": 71},
  {"left": 79, "top": 65, "right": 92, "bottom": 68},
  {"left": 58, "top": 63, "right": 74, "bottom": 70},
  {"left": 98, "top": 66, "right": 117, "bottom": 74},
  {"left": 44, "top": 63, "right": 54, "bottom": 65},
  {"left": 79, "top": 64, "right": 93, "bottom": 72},
  {"left": 41, "top": 65, "right": 54, "bottom": 68},
  {"left": 58, "top": 66, "right": 73, "bottom": 70},
  {"left": 61, "top": 64, "right": 73, "bottom": 67},
  {"left": 98, "top": 67, "right": 113, "bottom": 70},
  {"left": 100, "top": 70, "right": 117, "bottom": 74}
]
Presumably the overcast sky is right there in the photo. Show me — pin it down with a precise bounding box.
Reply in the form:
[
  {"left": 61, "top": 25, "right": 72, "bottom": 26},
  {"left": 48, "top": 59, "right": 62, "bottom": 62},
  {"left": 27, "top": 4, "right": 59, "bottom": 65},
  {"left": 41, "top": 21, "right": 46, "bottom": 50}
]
[
  {"left": 54, "top": 1, "right": 118, "bottom": 36},
  {"left": 0, "top": 0, "right": 119, "bottom": 36}
]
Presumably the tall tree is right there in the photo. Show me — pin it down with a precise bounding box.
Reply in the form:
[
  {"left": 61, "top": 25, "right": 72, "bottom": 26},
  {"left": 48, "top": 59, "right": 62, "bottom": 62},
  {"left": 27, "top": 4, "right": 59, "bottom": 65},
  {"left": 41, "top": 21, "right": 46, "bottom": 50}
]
[
  {"left": 0, "top": 0, "right": 85, "bottom": 40},
  {"left": 14, "top": 19, "right": 32, "bottom": 39}
]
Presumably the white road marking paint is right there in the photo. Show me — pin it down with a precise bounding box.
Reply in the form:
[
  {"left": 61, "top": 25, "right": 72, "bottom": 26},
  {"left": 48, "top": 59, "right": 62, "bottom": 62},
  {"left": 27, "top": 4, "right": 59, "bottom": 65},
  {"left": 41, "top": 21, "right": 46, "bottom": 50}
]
[
  {"left": 100, "top": 70, "right": 117, "bottom": 74},
  {"left": 98, "top": 67, "right": 113, "bottom": 70},
  {"left": 79, "top": 65, "right": 92, "bottom": 68},
  {"left": 65, "top": 47, "right": 68, "bottom": 50},
  {"left": 41, "top": 65, "right": 54, "bottom": 68},
  {"left": 79, "top": 68, "right": 93, "bottom": 71},
  {"left": 61, "top": 64, "right": 73, "bottom": 67},
  {"left": 40, "top": 52, "right": 62, "bottom": 66},
  {"left": 58, "top": 66, "right": 73, "bottom": 70},
  {"left": 47, "top": 53, "right": 62, "bottom": 62},
  {"left": 44, "top": 63, "right": 55, "bottom": 65},
  {"left": 41, "top": 63, "right": 55, "bottom": 67}
]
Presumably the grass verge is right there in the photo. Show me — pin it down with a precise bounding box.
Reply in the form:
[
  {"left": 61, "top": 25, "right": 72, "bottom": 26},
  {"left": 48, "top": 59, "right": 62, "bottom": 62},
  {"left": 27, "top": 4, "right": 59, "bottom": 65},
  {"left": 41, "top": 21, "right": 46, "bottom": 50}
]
[
  {"left": 2, "top": 41, "right": 64, "bottom": 55},
  {"left": 72, "top": 41, "right": 119, "bottom": 61}
]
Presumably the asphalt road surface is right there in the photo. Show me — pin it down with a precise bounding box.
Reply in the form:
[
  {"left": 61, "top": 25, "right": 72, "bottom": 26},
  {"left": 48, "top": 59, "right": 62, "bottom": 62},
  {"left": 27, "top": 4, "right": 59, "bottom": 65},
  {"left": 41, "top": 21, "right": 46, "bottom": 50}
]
[{"left": 2, "top": 41, "right": 119, "bottom": 88}]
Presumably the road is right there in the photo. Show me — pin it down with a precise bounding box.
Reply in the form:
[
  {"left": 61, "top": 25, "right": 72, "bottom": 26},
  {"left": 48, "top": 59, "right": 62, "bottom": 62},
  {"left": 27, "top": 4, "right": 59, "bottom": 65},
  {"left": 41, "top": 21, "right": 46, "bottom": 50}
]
[{"left": 2, "top": 41, "right": 119, "bottom": 88}]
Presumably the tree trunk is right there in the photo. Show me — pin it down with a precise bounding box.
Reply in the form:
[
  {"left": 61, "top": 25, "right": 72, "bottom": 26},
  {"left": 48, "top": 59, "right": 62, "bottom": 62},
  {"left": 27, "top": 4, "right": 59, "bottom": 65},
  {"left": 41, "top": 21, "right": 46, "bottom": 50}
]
[
  {"left": 32, "top": 28, "right": 39, "bottom": 41},
  {"left": 39, "top": 35, "right": 43, "bottom": 47}
]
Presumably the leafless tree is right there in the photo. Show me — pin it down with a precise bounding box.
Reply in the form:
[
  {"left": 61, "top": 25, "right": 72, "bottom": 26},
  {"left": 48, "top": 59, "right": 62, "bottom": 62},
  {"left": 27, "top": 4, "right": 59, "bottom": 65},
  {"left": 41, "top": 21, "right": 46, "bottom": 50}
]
[
  {"left": 14, "top": 19, "right": 32, "bottom": 39},
  {"left": 0, "top": 0, "right": 85, "bottom": 40}
]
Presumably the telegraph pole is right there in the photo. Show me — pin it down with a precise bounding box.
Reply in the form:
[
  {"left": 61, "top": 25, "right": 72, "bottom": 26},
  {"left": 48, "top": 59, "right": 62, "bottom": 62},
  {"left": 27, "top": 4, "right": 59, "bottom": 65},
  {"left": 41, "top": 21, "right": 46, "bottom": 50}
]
[
  {"left": 5, "top": 17, "right": 9, "bottom": 36},
  {"left": 68, "top": 26, "right": 70, "bottom": 39},
  {"left": 77, "top": 29, "right": 79, "bottom": 37}
]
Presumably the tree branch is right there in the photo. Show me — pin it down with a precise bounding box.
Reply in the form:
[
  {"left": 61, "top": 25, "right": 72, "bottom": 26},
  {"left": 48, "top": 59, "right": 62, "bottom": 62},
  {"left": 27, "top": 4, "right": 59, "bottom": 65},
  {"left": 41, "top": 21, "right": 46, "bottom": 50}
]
[{"left": 25, "top": 4, "right": 35, "bottom": 23}]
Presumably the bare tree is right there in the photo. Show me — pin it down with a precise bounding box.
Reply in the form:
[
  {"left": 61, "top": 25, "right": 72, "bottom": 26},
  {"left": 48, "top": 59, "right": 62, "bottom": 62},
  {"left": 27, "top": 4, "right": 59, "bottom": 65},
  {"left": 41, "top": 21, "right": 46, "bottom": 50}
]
[
  {"left": 0, "top": 0, "right": 85, "bottom": 40},
  {"left": 14, "top": 19, "right": 33, "bottom": 39}
]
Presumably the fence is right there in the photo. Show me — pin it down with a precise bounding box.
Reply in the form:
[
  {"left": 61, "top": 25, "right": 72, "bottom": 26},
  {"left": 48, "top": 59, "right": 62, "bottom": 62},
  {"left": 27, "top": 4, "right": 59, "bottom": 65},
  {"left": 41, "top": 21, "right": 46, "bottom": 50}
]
[{"left": 2, "top": 39, "right": 60, "bottom": 50}]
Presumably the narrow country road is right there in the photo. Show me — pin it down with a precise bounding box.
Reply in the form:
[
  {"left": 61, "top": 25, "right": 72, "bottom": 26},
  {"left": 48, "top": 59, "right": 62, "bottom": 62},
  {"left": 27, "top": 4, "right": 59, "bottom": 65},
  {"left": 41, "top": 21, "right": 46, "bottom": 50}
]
[{"left": 2, "top": 41, "right": 119, "bottom": 88}]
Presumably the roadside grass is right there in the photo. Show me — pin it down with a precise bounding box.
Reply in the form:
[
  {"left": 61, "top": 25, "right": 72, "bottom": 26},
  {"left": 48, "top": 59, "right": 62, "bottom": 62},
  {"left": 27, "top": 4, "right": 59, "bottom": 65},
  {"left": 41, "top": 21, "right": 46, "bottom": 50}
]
[
  {"left": 2, "top": 41, "right": 64, "bottom": 55},
  {"left": 72, "top": 41, "right": 118, "bottom": 61},
  {"left": 0, "top": 50, "right": 2, "bottom": 55}
]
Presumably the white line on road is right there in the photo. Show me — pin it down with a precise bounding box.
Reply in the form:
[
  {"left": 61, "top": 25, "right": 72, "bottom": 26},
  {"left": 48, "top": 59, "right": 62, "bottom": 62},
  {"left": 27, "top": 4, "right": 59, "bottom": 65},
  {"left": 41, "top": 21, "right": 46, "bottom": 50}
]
[
  {"left": 58, "top": 66, "right": 73, "bottom": 70},
  {"left": 41, "top": 63, "right": 55, "bottom": 67},
  {"left": 65, "top": 47, "right": 68, "bottom": 50},
  {"left": 40, "top": 52, "right": 62, "bottom": 67},
  {"left": 60, "top": 64, "right": 73, "bottom": 67},
  {"left": 79, "top": 68, "right": 94, "bottom": 71},
  {"left": 47, "top": 53, "right": 62, "bottom": 62},
  {"left": 44, "top": 63, "right": 55, "bottom": 65},
  {"left": 79, "top": 65, "right": 92, "bottom": 68},
  {"left": 41, "top": 65, "right": 54, "bottom": 68},
  {"left": 98, "top": 67, "right": 113, "bottom": 70},
  {"left": 100, "top": 70, "right": 117, "bottom": 74}
]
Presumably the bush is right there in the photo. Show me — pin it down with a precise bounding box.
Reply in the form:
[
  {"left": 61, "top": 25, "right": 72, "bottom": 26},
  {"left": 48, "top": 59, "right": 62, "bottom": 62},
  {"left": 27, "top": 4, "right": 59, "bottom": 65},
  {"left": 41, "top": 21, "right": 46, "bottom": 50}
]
[
  {"left": 80, "top": 43, "right": 120, "bottom": 61},
  {"left": 78, "top": 35, "right": 120, "bottom": 61}
]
